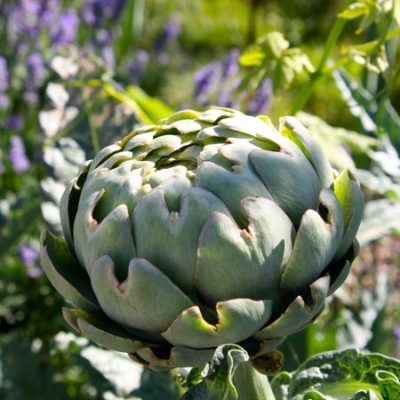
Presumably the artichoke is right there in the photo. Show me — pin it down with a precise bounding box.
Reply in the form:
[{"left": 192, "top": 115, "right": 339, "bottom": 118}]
[{"left": 40, "top": 108, "right": 363, "bottom": 369}]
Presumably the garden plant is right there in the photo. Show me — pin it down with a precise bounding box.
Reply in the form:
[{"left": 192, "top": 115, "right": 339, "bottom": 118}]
[{"left": 0, "top": 0, "right": 400, "bottom": 399}]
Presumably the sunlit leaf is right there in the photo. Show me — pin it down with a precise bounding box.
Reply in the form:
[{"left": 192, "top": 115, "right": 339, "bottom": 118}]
[
  {"left": 239, "top": 32, "right": 314, "bottom": 92},
  {"left": 271, "top": 348, "right": 400, "bottom": 400}
]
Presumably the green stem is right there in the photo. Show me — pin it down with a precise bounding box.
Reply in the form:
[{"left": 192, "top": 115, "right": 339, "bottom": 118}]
[
  {"left": 291, "top": 16, "right": 347, "bottom": 114},
  {"left": 233, "top": 361, "right": 276, "bottom": 400},
  {"left": 85, "top": 100, "right": 101, "bottom": 153}
]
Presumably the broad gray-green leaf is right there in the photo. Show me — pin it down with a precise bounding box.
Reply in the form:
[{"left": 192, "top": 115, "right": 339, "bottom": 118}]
[{"left": 271, "top": 348, "right": 400, "bottom": 400}]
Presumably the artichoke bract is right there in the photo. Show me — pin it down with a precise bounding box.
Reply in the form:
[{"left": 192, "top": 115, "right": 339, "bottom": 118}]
[{"left": 40, "top": 108, "right": 363, "bottom": 369}]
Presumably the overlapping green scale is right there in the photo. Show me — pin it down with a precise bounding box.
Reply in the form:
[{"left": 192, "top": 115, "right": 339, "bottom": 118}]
[{"left": 41, "top": 107, "right": 363, "bottom": 369}]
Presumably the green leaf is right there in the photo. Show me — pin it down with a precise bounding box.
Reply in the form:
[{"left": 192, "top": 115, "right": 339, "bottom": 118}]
[
  {"left": 338, "top": 2, "right": 376, "bottom": 20},
  {"left": 271, "top": 348, "right": 400, "bottom": 400},
  {"left": 333, "top": 69, "right": 377, "bottom": 132},
  {"left": 126, "top": 86, "right": 174, "bottom": 123},
  {"left": 1, "top": 334, "right": 70, "bottom": 400},
  {"left": 239, "top": 45, "right": 266, "bottom": 67},
  {"left": 239, "top": 32, "right": 314, "bottom": 92},
  {"left": 296, "top": 112, "right": 378, "bottom": 171},
  {"left": 376, "top": 371, "right": 400, "bottom": 399},
  {"left": 333, "top": 170, "right": 353, "bottom": 229},
  {"left": 338, "top": 0, "right": 382, "bottom": 33},
  {"left": 100, "top": 81, "right": 173, "bottom": 125},
  {"left": 357, "top": 199, "right": 400, "bottom": 246},
  {"left": 334, "top": 69, "right": 400, "bottom": 148},
  {"left": 115, "top": 0, "right": 145, "bottom": 65},
  {"left": 181, "top": 344, "right": 249, "bottom": 400}
]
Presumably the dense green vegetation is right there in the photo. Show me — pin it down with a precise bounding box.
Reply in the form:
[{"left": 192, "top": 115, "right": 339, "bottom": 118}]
[{"left": 0, "top": 0, "right": 399, "bottom": 398}]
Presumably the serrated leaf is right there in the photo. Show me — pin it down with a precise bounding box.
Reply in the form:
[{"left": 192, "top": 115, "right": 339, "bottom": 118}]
[{"left": 271, "top": 348, "right": 400, "bottom": 400}]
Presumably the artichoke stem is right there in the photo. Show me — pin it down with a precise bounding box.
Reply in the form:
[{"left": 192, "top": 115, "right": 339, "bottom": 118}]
[{"left": 233, "top": 361, "right": 276, "bottom": 400}]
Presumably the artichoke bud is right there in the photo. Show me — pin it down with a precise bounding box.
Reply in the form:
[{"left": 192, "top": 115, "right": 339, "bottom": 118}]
[{"left": 40, "top": 108, "right": 363, "bottom": 369}]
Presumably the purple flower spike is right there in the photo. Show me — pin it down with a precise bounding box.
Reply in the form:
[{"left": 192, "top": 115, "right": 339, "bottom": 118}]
[
  {"left": 0, "top": 93, "right": 9, "bottom": 110},
  {"left": 155, "top": 18, "right": 180, "bottom": 52},
  {"left": 19, "top": 243, "right": 43, "bottom": 278},
  {"left": 0, "top": 56, "right": 9, "bottom": 92},
  {"left": 194, "top": 62, "right": 220, "bottom": 105},
  {"left": 221, "top": 49, "right": 239, "bottom": 79},
  {"left": 102, "top": 46, "right": 115, "bottom": 69},
  {"left": 96, "top": 29, "right": 112, "bottom": 46},
  {"left": 82, "top": 0, "right": 121, "bottom": 27},
  {"left": 21, "top": 0, "right": 41, "bottom": 17},
  {"left": 24, "top": 90, "right": 39, "bottom": 104},
  {"left": 5, "top": 115, "right": 23, "bottom": 132},
  {"left": 27, "top": 52, "right": 45, "bottom": 87},
  {"left": 39, "top": 0, "right": 60, "bottom": 28},
  {"left": 129, "top": 50, "right": 150, "bottom": 83},
  {"left": 247, "top": 78, "right": 273, "bottom": 115},
  {"left": 9, "top": 136, "right": 31, "bottom": 173},
  {"left": 19, "top": 243, "right": 39, "bottom": 266},
  {"left": 110, "top": 0, "right": 126, "bottom": 20},
  {"left": 52, "top": 10, "right": 80, "bottom": 46}
]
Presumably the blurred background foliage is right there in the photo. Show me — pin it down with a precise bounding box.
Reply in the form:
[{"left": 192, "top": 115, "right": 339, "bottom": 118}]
[{"left": 0, "top": 0, "right": 400, "bottom": 398}]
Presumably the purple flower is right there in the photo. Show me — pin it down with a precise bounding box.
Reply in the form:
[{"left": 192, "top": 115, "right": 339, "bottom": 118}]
[
  {"left": 395, "top": 325, "right": 400, "bottom": 343},
  {"left": 247, "top": 78, "right": 273, "bottom": 115},
  {"left": 18, "top": 243, "right": 43, "bottom": 278},
  {"left": 51, "top": 10, "right": 79, "bottom": 46},
  {"left": 194, "top": 62, "right": 220, "bottom": 105},
  {"left": 217, "top": 77, "right": 240, "bottom": 108},
  {"left": 81, "top": 0, "right": 125, "bottom": 27},
  {"left": 81, "top": 0, "right": 103, "bottom": 27},
  {"left": 21, "top": 0, "right": 41, "bottom": 17},
  {"left": 25, "top": 52, "right": 45, "bottom": 103},
  {"left": 101, "top": 46, "right": 115, "bottom": 69},
  {"left": 0, "top": 56, "right": 9, "bottom": 92},
  {"left": 96, "top": 29, "right": 112, "bottom": 46},
  {"left": 129, "top": 50, "right": 150, "bottom": 83},
  {"left": 27, "top": 52, "right": 45, "bottom": 87},
  {"left": 109, "top": 0, "right": 126, "bottom": 20},
  {"left": 19, "top": 243, "right": 39, "bottom": 265},
  {"left": 9, "top": 136, "right": 31, "bottom": 173},
  {"left": 24, "top": 90, "right": 39, "bottom": 104},
  {"left": 20, "top": 0, "right": 41, "bottom": 38},
  {"left": 0, "top": 93, "right": 9, "bottom": 110},
  {"left": 217, "top": 90, "right": 237, "bottom": 109},
  {"left": 38, "top": 0, "right": 60, "bottom": 27},
  {"left": 5, "top": 115, "right": 23, "bottom": 132},
  {"left": 221, "top": 48, "right": 239, "bottom": 79},
  {"left": 154, "top": 18, "right": 180, "bottom": 53},
  {"left": 3, "top": 4, "right": 31, "bottom": 44}
]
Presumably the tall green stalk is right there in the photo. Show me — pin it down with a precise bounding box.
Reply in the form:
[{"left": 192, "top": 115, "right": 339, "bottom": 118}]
[
  {"left": 291, "top": 17, "right": 347, "bottom": 114},
  {"left": 233, "top": 362, "right": 276, "bottom": 400}
]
